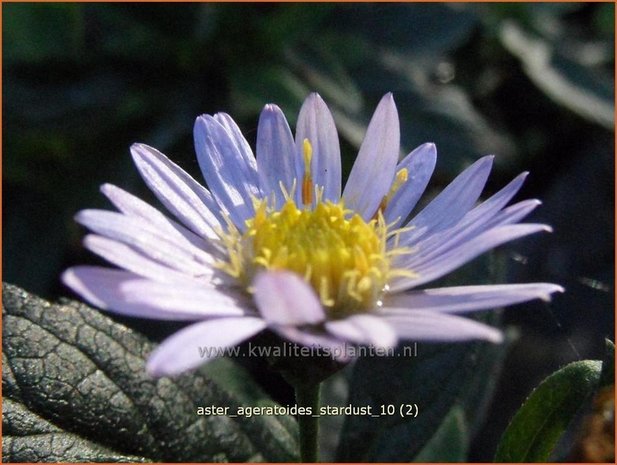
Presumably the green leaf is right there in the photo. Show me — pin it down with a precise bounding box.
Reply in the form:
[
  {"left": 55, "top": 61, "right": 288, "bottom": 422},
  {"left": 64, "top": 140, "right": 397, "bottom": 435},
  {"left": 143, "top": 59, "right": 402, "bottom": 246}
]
[
  {"left": 413, "top": 406, "right": 469, "bottom": 462},
  {"left": 2, "top": 283, "right": 298, "bottom": 462},
  {"left": 4, "top": 4, "right": 85, "bottom": 63},
  {"left": 499, "top": 21, "right": 614, "bottom": 130},
  {"left": 332, "top": 4, "right": 478, "bottom": 57},
  {"left": 599, "top": 339, "right": 614, "bottom": 389},
  {"left": 494, "top": 359, "right": 603, "bottom": 462},
  {"left": 3, "top": 398, "right": 149, "bottom": 462}
]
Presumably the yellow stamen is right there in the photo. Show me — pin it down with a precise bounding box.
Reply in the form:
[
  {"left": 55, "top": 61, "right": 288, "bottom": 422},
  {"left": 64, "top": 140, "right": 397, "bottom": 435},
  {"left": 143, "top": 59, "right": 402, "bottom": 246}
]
[
  {"left": 216, "top": 153, "right": 415, "bottom": 318},
  {"left": 391, "top": 167, "right": 409, "bottom": 196},
  {"left": 373, "top": 167, "right": 409, "bottom": 220},
  {"left": 218, "top": 193, "right": 412, "bottom": 318},
  {"left": 302, "top": 138, "right": 313, "bottom": 206}
]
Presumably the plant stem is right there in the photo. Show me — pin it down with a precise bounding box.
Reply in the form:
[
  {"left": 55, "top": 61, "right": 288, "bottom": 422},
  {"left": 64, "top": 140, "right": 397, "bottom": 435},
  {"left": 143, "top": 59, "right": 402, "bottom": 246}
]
[{"left": 295, "top": 382, "right": 321, "bottom": 462}]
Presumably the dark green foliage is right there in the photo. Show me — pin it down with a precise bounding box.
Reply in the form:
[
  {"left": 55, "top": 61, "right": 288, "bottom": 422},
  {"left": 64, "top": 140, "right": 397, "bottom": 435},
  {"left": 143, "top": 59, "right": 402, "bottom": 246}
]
[
  {"left": 494, "top": 360, "right": 603, "bottom": 462},
  {"left": 2, "top": 283, "right": 298, "bottom": 462}
]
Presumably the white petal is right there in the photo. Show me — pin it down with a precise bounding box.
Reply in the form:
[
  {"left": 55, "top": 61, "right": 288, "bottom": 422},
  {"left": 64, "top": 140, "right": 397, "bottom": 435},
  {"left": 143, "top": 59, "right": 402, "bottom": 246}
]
[
  {"left": 253, "top": 271, "right": 325, "bottom": 325},
  {"left": 256, "top": 104, "right": 297, "bottom": 208},
  {"left": 295, "top": 93, "right": 342, "bottom": 203},
  {"left": 131, "top": 143, "right": 222, "bottom": 239},
  {"left": 343, "top": 93, "right": 400, "bottom": 220},
  {"left": 384, "top": 283, "right": 564, "bottom": 313},
  {"left": 147, "top": 317, "right": 267, "bottom": 377},
  {"left": 325, "top": 314, "right": 397, "bottom": 349},
  {"left": 380, "top": 310, "right": 503, "bottom": 343}
]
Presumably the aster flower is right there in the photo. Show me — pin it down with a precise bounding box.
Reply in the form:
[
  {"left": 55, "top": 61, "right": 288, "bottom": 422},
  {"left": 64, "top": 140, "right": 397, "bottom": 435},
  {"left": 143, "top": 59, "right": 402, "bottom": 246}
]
[{"left": 62, "top": 93, "right": 562, "bottom": 378}]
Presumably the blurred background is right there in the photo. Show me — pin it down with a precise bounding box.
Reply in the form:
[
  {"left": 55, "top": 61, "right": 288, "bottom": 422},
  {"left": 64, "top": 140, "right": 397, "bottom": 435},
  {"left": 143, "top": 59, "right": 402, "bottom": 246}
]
[{"left": 3, "top": 3, "right": 614, "bottom": 461}]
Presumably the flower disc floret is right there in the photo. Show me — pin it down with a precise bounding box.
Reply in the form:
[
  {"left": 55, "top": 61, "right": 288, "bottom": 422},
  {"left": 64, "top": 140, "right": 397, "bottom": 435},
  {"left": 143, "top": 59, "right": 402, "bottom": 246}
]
[
  {"left": 62, "top": 92, "right": 564, "bottom": 380},
  {"left": 221, "top": 198, "right": 394, "bottom": 318}
]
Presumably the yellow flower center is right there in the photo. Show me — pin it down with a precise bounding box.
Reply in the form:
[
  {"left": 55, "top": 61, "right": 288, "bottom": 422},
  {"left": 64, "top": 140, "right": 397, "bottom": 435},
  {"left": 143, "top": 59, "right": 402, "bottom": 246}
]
[{"left": 218, "top": 140, "right": 413, "bottom": 319}]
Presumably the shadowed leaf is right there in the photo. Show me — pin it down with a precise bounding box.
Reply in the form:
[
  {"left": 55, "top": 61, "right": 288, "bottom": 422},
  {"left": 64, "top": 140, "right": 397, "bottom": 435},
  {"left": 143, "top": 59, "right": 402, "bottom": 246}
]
[{"left": 2, "top": 283, "right": 298, "bottom": 462}]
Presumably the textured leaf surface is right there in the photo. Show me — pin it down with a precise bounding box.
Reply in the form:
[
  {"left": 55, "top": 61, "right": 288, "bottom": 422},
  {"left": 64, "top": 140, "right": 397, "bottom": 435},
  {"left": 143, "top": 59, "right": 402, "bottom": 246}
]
[
  {"left": 494, "top": 359, "right": 602, "bottom": 462},
  {"left": 3, "top": 398, "right": 149, "bottom": 462},
  {"left": 2, "top": 283, "right": 298, "bottom": 462}
]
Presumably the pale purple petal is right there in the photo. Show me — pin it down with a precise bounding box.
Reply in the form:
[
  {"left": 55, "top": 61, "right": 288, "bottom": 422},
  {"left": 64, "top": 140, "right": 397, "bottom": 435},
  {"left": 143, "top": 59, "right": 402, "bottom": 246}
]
[
  {"left": 407, "top": 172, "right": 531, "bottom": 252},
  {"left": 62, "top": 267, "right": 248, "bottom": 321},
  {"left": 295, "top": 93, "right": 342, "bottom": 203},
  {"left": 395, "top": 199, "right": 542, "bottom": 271},
  {"left": 147, "top": 317, "right": 267, "bottom": 377},
  {"left": 63, "top": 267, "right": 140, "bottom": 312},
  {"left": 398, "top": 155, "right": 494, "bottom": 247},
  {"left": 274, "top": 326, "right": 351, "bottom": 362},
  {"left": 120, "top": 279, "right": 251, "bottom": 315},
  {"left": 490, "top": 199, "right": 542, "bottom": 227},
  {"left": 100, "top": 184, "right": 221, "bottom": 255},
  {"left": 450, "top": 172, "right": 529, "bottom": 229},
  {"left": 83, "top": 234, "right": 204, "bottom": 285},
  {"left": 256, "top": 104, "right": 297, "bottom": 208},
  {"left": 102, "top": 183, "right": 181, "bottom": 233},
  {"left": 384, "top": 143, "right": 437, "bottom": 227},
  {"left": 325, "top": 314, "right": 397, "bottom": 348},
  {"left": 343, "top": 93, "right": 400, "bottom": 220},
  {"left": 253, "top": 271, "right": 325, "bottom": 325},
  {"left": 213, "top": 113, "right": 256, "bottom": 165},
  {"left": 390, "top": 223, "right": 552, "bottom": 292},
  {"left": 384, "top": 283, "right": 564, "bottom": 313},
  {"left": 194, "top": 115, "right": 260, "bottom": 229},
  {"left": 130, "top": 143, "right": 222, "bottom": 239},
  {"left": 379, "top": 311, "right": 503, "bottom": 343},
  {"left": 75, "top": 209, "right": 215, "bottom": 275}
]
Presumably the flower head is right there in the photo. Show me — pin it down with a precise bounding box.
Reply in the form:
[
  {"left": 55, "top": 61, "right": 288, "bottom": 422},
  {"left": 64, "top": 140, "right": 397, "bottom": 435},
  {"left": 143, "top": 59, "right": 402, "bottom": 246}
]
[{"left": 63, "top": 93, "right": 563, "bottom": 377}]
